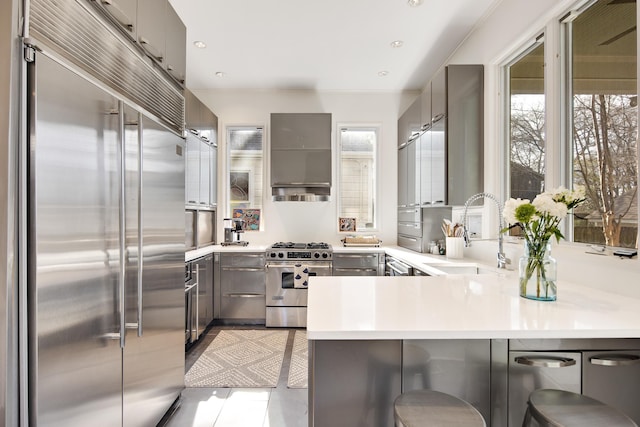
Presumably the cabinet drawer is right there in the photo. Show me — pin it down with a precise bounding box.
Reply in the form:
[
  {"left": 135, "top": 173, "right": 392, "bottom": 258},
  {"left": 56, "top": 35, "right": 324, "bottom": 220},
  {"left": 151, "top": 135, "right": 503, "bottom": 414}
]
[
  {"left": 220, "top": 295, "right": 265, "bottom": 320},
  {"left": 220, "top": 253, "right": 265, "bottom": 268},
  {"left": 333, "top": 253, "right": 381, "bottom": 269},
  {"left": 221, "top": 267, "right": 265, "bottom": 294},
  {"left": 397, "top": 234, "right": 422, "bottom": 252},
  {"left": 398, "top": 207, "right": 421, "bottom": 222},
  {"left": 398, "top": 221, "right": 422, "bottom": 238}
]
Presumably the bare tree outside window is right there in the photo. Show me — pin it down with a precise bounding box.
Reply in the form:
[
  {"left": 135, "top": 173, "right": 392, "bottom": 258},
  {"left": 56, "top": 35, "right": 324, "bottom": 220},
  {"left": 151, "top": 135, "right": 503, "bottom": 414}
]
[
  {"left": 569, "top": 0, "right": 637, "bottom": 248},
  {"left": 509, "top": 43, "right": 545, "bottom": 202}
]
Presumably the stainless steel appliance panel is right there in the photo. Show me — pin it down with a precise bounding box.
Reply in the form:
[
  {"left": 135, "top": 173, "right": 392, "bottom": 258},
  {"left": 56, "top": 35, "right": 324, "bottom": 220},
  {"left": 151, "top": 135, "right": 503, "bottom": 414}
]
[
  {"left": 196, "top": 255, "right": 214, "bottom": 336},
  {"left": 398, "top": 207, "right": 421, "bottom": 222},
  {"left": 332, "top": 253, "right": 381, "bottom": 269},
  {"left": 29, "top": 53, "right": 123, "bottom": 427},
  {"left": 583, "top": 350, "right": 640, "bottom": 424},
  {"left": 266, "top": 307, "right": 307, "bottom": 328},
  {"left": 123, "top": 114, "right": 185, "bottom": 427},
  {"left": 196, "top": 209, "right": 215, "bottom": 247},
  {"left": 185, "top": 209, "right": 196, "bottom": 250},
  {"left": 508, "top": 351, "right": 581, "bottom": 427}
]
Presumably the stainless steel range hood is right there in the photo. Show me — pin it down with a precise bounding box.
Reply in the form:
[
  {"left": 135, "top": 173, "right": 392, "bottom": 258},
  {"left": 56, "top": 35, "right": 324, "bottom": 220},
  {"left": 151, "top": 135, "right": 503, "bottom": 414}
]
[{"left": 270, "top": 113, "right": 332, "bottom": 201}]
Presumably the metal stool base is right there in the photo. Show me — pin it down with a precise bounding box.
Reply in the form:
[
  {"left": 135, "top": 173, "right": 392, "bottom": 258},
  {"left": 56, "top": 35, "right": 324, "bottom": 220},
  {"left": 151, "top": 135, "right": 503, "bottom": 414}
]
[
  {"left": 522, "top": 389, "right": 638, "bottom": 427},
  {"left": 394, "top": 389, "right": 486, "bottom": 427}
]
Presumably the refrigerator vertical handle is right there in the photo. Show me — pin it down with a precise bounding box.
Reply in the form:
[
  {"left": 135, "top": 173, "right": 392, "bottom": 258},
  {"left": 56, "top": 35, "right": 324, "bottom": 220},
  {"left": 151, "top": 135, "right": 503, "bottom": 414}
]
[
  {"left": 117, "top": 102, "right": 126, "bottom": 348},
  {"left": 137, "top": 110, "right": 143, "bottom": 337}
]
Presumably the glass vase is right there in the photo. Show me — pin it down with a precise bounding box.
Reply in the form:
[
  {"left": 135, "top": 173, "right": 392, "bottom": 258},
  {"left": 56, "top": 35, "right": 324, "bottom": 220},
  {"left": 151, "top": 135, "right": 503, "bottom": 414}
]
[{"left": 519, "top": 240, "right": 557, "bottom": 301}]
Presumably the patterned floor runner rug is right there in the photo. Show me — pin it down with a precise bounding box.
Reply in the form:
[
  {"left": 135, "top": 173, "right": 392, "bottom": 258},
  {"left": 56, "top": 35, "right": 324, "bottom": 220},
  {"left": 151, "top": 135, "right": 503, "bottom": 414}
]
[
  {"left": 185, "top": 329, "right": 288, "bottom": 388},
  {"left": 287, "top": 330, "right": 308, "bottom": 388}
]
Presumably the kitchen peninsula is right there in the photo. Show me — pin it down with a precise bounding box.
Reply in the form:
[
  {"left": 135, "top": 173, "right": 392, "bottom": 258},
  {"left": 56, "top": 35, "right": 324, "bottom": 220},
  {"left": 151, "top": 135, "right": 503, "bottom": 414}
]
[{"left": 307, "top": 274, "right": 640, "bottom": 427}]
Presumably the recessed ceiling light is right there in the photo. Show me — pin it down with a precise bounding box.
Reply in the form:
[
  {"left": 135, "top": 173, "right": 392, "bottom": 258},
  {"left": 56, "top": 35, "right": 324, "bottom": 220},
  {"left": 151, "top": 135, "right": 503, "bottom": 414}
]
[
  {"left": 215, "top": 72, "right": 225, "bottom": 78},
  {"left": 378, "top": 71, "right": 389, "bottom": 77},
  {"left": 390, "top": 40, "right": 404, "bottom": 48},
  {"left": 407, "top": 0, "right": 423, "bottom": 6},
  {"left": 193, "top": 41, "right": 207, "bottom": 49}
]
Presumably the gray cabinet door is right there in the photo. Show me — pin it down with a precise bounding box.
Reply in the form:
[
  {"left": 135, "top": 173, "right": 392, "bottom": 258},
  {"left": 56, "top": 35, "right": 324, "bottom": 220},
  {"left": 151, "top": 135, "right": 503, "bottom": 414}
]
[
  {"left": 95, "top": 0, "right": 138, "bottom": 41},
  {"left": 198, "top": 140, "right": 212, "bottom": 206},
  {"left": 197, "top": 255, "right": 214, "bottom": 335},
  {"left": 137, "top": 0, "right": 166, "bottom": 63},
  {"left": 398, "top": 145, "right": 408, "bottom": 206},
  {"left": 406, "top": 139, "right": 419, "bottom": 206},
  {"left": 508, "top": 351, "right": 581, "bottom": 427},
  {"left": 185, "top": 133, "right": 200, "bottom": 205},
  {"left": 447, "top": 65, "right": 484, "bottom": 206},
  {"left": 583, "top": 350, "right": 640, "bottom": 425},
  {"left": 164, "top": 2, "right": 186, "bottom": 84}
]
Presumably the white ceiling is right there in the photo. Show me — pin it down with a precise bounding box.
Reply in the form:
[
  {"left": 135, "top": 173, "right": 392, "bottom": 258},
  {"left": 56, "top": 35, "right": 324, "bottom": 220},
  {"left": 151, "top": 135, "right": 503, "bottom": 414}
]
[{"left": 169, "top": 0, "right": 499, "bottom": 92}]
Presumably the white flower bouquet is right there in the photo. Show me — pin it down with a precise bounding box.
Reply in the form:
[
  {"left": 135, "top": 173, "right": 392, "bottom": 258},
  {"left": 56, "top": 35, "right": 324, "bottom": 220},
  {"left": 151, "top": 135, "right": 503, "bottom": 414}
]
[{"left": 502, "top": 187, "right": 586, "bottom": 300}]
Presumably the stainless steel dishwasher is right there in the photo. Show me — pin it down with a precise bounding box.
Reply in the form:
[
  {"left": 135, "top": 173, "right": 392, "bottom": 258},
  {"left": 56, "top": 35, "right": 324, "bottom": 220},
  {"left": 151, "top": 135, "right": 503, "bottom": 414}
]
[{"left": 385, "top": 255, "right": 413, "bottom": 276}]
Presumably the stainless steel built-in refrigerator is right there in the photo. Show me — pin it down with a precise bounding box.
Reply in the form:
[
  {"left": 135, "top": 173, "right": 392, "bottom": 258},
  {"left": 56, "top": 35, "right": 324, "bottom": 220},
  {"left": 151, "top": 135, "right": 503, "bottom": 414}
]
[{"left": 26, "top": 43, "right": 185, "bottom": 427}]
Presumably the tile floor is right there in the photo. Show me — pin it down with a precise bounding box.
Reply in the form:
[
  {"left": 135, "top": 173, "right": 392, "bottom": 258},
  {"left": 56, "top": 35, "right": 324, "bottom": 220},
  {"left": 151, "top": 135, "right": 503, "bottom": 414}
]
[{"left": 164, "top": 326, "right": 308, "bottom": 427}]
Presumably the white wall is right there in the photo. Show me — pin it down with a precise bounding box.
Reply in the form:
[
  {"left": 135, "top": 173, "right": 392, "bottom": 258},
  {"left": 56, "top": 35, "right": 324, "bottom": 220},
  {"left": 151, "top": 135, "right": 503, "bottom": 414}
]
[{"left": 193, "top": 89, "right": 418, "bottom": 245}]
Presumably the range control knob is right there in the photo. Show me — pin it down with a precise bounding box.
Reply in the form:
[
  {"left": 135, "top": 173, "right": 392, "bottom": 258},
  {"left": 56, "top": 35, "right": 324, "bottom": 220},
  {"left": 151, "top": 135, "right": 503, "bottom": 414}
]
[
  {"left": 270, "top": 252, "right": 276, "bottom": 258},
  {"left": 314, "top": 252, "right": 320, "bottom": 259},
  {"left": 278, "top": 252, "right": 284, "bottom": 258},
  {"left": 321, "top": 252, "right": 328, "bottom": 259}
]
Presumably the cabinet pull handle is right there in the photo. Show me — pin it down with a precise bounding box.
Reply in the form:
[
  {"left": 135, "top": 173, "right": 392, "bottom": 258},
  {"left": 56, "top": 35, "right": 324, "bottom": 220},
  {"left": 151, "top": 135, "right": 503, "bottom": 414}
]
[
  {"left": 514, "top": 356, "right": 576, "bottom": 368},
  {"left": 222, "top": 267, "right": 264, "bottom": 272},
  {"left": 138, "top": 36, "right": 163, "bottom": 62},
  {"left": 224, "top": 293, "right": 264, "bottom": 298},
  {"left": 590, "top": 354, "right": 640, "bottom": 367}
]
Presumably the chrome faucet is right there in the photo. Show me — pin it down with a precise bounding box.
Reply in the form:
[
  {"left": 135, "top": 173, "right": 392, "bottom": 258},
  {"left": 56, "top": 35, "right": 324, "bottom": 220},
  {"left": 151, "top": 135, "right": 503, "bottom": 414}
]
[{"left": 462, "top": 192, "right": 509, "bottom": 269}]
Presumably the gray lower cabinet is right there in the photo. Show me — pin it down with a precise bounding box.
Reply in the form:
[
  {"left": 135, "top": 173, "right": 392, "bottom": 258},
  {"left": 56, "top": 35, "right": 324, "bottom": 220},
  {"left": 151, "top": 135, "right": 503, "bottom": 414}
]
[
  {"left": 583, "top": 350, "right": 640, "bottom": 425},
  {"left": 219, "top": 253, "right": 265, "bottom": 323},
  {"left": 332, "top": 252, "right": 384, "bottom": 276},
  {"left": 403, "top": 340, "right": 492, "bottom": 423},
  {"left": 195, "top": 254, "right": 214, "bottom": 337},
  {"left": 507, "top": 351, "right": 581, "bottom": 426}
]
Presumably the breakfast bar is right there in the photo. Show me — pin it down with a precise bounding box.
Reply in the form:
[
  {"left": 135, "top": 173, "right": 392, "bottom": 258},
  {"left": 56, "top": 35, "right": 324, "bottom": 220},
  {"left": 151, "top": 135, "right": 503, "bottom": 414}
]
[{"left": 306, "top": 274, "right": 640, "bottom": 426}]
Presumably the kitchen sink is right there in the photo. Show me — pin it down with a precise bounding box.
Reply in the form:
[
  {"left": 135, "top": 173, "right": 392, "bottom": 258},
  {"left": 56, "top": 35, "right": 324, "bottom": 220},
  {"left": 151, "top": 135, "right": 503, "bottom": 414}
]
[{"left": 421, "top": 262, "right": 499, "bottom": 276}]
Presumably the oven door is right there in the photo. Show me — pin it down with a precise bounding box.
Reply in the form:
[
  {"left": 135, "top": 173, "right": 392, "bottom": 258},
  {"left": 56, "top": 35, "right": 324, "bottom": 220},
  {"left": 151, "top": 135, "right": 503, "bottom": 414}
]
[{"left": 265, "top": 261, "right": 332, "bottom": 307}]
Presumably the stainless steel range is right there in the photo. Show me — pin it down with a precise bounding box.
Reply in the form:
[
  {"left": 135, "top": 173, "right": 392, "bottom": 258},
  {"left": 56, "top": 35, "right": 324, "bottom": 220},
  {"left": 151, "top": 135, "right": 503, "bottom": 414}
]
[{"left": 266, "top": 242, "right": 333, "bottom": 327}]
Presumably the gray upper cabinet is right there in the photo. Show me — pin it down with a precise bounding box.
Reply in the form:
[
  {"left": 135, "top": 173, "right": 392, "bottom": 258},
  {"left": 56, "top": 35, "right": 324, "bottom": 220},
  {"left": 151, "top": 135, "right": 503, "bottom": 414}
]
[
  {"left": 164, "top": 3, "right": 186, "bottom": 84},
  {"left": 89, "top": 0, "right": 186, "bottom": 86},
  {"left": 431, "top": 68, "right": 446, "bottom": 121},
  {"left": 420, "top": 83, "right": 432, "bottom": 130},
  {"left": 398, "top": 96, "right": 422, "bottom": 146},
  {"left": 94, "top": 0, "right": 138, "bottom": 41},
  {"left": 185, "top": 90, "right": 218, "bottom": 207},
  {"left": 446, "top": 65, "right": 484, "bottom": 206},
  {"left": 137, "top": 0, "right": 166, "bottom": 63}
]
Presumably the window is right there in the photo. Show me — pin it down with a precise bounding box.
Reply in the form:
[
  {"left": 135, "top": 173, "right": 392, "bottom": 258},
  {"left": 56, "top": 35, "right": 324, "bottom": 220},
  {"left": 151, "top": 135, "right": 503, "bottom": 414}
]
[
  {"left": 507, "top": 39, "right": 546, "bottom": 201},
  {"left": 338, "top": 127, "right": 378, "bottom": 231},
  {"left": 227, "top": 126, "right": 264, "bottom": 222},
  {"left": 565, "top": 0, "right": 637, "bottom": 248}
]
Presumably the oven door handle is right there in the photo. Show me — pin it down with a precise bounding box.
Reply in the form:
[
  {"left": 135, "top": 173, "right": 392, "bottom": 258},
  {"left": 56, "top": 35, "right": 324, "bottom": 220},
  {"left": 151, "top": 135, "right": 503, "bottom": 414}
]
[{"left": 266, "top": 262, "right": 333, "bottom": 269}]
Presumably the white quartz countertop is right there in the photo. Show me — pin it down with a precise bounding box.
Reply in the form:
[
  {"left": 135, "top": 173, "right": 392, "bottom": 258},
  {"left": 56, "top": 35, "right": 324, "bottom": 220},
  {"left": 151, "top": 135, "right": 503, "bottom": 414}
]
[{"left": 306, "top": 274, "right": 640, "bottom": 341}]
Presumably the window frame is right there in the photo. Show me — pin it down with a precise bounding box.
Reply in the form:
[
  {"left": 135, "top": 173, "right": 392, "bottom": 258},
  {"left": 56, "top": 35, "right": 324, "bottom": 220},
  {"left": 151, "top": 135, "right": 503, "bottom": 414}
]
[
  {"left": 225, "top": 125, "right": 265, "bottom": 230},
  {"left": 336, "top": 123, "right": 381, "bottom": 233}
]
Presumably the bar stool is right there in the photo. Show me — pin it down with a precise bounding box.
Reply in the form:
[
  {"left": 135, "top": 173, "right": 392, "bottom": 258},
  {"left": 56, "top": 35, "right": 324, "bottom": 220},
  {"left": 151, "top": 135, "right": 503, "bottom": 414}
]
[
  {"left": 523, "top": 389, "right": 638, "bottom": 427},
  {"left": 393, "top": 389, "right": 486, "bottom": 427}
]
